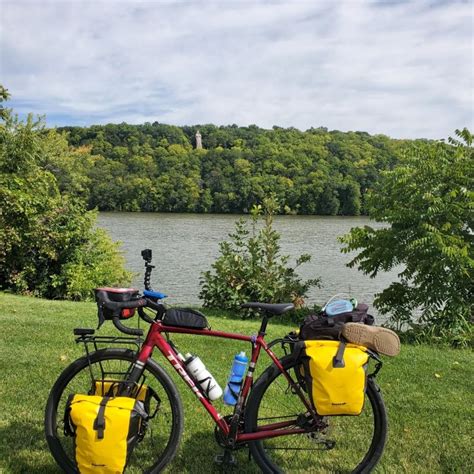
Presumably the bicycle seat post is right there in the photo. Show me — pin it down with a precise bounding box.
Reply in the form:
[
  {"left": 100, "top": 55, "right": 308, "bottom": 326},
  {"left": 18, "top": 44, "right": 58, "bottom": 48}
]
[{"left": 258, "top": 314, "right": 270, "bottom": 337}]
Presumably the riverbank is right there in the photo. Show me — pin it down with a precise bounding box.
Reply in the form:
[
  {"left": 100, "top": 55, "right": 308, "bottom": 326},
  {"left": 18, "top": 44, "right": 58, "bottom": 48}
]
[{"left": 0, "top": 292, "right": 472, "bottom": 473}]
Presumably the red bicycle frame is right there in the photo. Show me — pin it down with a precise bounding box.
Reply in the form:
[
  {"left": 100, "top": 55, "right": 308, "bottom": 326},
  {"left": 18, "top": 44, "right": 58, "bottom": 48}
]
[{"left": 132, "top": 320, "right": 317, "bottom": 444}]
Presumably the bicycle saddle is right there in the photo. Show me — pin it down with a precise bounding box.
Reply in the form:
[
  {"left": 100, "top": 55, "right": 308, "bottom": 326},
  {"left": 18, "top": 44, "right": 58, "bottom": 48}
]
[{"left": 241, "top": 302, "right": 294, "bottom": 316}]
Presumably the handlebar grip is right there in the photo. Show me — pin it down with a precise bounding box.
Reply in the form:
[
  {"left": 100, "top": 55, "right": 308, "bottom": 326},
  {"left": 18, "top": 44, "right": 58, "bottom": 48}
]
[{"left": 112, "top": 317, "right": 144, "bottom": 336}]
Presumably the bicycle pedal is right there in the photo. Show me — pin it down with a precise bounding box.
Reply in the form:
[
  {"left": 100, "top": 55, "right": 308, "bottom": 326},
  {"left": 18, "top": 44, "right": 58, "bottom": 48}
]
[{"left": 214, "top": 450, "right": 237, "bottom": 466}]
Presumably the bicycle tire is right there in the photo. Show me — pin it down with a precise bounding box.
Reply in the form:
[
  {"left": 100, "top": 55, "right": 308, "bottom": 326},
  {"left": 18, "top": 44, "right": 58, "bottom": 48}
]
[
  {"left": 45, "top": 348, "right": 184, "bottom": 473},
  {"left": 244, "top": 354, "right": 387, "bottom": 473}
]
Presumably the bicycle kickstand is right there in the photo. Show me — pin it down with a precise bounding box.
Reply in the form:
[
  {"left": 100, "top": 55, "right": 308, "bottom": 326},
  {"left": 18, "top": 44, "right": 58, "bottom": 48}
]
[{"left": 214, "top": 448, "right": 237, "bottom": 467}]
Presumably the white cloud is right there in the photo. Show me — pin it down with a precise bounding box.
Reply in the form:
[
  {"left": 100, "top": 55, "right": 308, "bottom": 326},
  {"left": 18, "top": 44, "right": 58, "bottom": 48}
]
[{"left": 1, "top": 0, "right": 472, "bottom": 138}]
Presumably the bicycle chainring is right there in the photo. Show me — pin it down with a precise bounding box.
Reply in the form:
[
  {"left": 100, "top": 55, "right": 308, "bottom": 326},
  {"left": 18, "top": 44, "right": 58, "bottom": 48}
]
[{"left": 213, "top": 415, "right": 246, "bottom": 450}]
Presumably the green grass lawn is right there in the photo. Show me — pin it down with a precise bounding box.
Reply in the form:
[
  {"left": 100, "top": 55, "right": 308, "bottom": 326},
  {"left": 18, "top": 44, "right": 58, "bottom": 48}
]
[{"left": 0, "top": 292, "right": 472, "bottom": 473}]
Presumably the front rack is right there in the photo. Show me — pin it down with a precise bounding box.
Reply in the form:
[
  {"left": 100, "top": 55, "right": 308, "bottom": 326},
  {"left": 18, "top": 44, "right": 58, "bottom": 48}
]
[
  {"left": 73, "top": 328, "right": 144, "bottom": 395},
  {"left": 74, "top": 328, "right": 143, "bottom": 352}
]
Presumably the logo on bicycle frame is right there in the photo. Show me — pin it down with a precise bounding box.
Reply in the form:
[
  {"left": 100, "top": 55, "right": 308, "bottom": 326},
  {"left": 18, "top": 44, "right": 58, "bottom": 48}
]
[{"left": 167, "top": 353, "right": 204, "bottom": 399}]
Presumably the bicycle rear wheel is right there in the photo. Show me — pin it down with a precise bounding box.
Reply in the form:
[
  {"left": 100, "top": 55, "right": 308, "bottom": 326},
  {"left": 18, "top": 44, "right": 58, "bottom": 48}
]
[
  {"left": 45, "top": 348, "right": 183, "bottom": 473},
  {"left": 244, "top": 355, "right": 387, "bottom": 473}
]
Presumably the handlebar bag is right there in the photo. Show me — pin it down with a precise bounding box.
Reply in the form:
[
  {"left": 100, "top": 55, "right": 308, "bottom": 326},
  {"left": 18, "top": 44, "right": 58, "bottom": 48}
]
[
  {"left": 95, "top": 287, "right": 139, "bottom": 304},
  {"left": 64, "top": 394, "right": 147, "bottom": 474},
  {"left": 95, "top": 288, "right": 140, "bottom": 327},
  {"left": 302, "top": 340, "right": 369, "bottom": 416},
  {"left": 162, "top": 308, "right": 209, "bottom": 329}
]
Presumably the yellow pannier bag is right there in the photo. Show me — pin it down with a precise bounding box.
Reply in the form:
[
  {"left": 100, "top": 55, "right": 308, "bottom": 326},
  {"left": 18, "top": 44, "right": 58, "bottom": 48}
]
[
  {"left": 304, "top": 340, "right": 369, "bottom": 416},
  {"left": 66, "top": 395, "right": 147, "bottom": 474}
]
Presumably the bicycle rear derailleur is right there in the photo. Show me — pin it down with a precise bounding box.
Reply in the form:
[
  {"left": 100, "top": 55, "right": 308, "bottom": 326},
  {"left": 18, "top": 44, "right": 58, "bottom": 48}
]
[{"left": 297, "top": 413, "right": 336, "bottom": 450}]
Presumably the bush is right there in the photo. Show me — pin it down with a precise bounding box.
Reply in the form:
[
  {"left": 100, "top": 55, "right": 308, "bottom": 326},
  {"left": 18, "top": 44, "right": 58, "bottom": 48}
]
[
  {"left": 340, "top": 129, "right": 473, "bottom": 346},
  {"left": 200, "top": 196, "right": 320, "bottom": 311},
  {"left": 0, "top": 92, "right": 131, "bottom": 300}
]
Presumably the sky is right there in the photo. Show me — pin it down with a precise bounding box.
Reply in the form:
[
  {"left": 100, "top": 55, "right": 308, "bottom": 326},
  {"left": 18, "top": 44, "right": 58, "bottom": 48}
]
[{"left": 1, "top": 0, "right": 473, "bottom": 139}]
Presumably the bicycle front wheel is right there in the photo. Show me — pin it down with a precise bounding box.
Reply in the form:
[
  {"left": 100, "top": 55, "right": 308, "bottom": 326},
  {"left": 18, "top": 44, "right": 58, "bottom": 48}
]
[
  {"left": 245, "top": 355, "right": 387, "bottom": 473},
  {"left": 45, "top": 348, "right": 183, "bottom": 473}
]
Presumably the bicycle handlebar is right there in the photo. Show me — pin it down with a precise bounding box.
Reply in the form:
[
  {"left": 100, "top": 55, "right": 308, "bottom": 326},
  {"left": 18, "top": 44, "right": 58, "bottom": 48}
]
[
  {"left": 110, "top": 298, "right": 165, "bottom": 336},
  {"left": 96, "top": 290, "right": 150, "bottom": 336},
  {"left": 112, "top": 316, "right": 144, "bottom": 336},
  {"left": 96, "top": 290, "right": 148, "bottom": 313}
]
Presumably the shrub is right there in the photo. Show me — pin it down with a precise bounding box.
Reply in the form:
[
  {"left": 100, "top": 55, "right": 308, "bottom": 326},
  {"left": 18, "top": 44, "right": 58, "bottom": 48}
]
[
  {"left": 200, "top": 196, "right": 320, "bottom": 311},
  {"left": 0, "top": 93, "right": 131, "bottom": 300}
]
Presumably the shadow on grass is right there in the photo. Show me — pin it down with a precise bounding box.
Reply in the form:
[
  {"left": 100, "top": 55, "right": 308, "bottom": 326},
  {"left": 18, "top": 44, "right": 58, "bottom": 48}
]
[
  {"left": 176, "top": 430, "right": 260, "bottom": 474},
  {"left": 0, "top": 422, "right": 259, "bottom": 474},
  {"left": 0, "top": 420, "right": 59, "bottom": 474},
  {"left": 176, "top": 428, "right": 353, "bottom": 474}
]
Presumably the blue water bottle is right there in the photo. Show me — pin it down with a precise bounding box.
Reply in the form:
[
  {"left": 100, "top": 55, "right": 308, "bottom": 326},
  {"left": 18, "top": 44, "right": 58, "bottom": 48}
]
[{"left": 223, "top": 351, "right": 248, "bottom": 406}]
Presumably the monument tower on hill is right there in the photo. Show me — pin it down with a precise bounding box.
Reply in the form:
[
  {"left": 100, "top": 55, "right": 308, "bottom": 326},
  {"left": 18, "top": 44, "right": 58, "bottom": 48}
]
[{"left": 195, "top": 130, "right": 202, "bottom": 149}]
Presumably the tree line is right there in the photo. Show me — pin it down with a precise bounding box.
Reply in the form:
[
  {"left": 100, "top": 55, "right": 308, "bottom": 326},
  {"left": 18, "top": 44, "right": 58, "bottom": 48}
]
[{"left": 59, "top": 122, "right": 420, "bottom": 215}]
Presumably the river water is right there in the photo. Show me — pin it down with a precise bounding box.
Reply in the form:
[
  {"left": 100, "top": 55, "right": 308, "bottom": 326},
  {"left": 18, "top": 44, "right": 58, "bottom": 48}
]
[{"left": 97, "top": 213, "right": 398, "bottom": 321}]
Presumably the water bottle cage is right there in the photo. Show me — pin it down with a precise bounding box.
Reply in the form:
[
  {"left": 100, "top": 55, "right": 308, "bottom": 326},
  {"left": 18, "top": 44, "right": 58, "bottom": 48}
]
[
  {"left": 197, "top": 376, "right": 213, "bottom": 399},
  {"left": 227, "top": 380, "right": 243, "bottom": 400}
]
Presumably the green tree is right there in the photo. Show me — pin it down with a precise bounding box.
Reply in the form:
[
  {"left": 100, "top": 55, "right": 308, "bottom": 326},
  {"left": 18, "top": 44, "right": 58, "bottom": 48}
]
[
  {"left": 340, "top": 129, "right": 473, "bottom": 345},
  {"left": 0, "top": 85, "right": 10, "bottom": 120},
  {"left": 200, "top": 196, "right": 320, "bottom": 311},
  {"left": 40, "top": 132, "right": 93, "bottom": 200},
  {"left": 338, "top": 179, "right": 361, "bottom": 215},
  {"left": 0, "top": 93, "right": 131, "bottom": 300}
]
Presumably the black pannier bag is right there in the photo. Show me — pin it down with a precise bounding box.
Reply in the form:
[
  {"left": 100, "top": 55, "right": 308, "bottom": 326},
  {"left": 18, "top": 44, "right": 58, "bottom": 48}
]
[
  {"left": 95, "top": 287, "right": 140, "bottom": 328},
  {"left": 299, "top": 303, "right": 374, "bottom": 341},
  {"left": 162, "top": 308, "right": 209, "bottom": 329}
]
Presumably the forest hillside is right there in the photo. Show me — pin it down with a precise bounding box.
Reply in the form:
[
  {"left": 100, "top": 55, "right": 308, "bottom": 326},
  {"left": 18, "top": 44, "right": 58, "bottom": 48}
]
[{"left": 60, "top": 123, "right": 421, "bottom": 215}]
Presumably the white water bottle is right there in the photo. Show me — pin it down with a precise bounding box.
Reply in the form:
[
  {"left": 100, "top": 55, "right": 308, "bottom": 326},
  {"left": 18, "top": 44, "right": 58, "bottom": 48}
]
[{"left": 184, "top": 353, "right": 223, "bottom": 401}]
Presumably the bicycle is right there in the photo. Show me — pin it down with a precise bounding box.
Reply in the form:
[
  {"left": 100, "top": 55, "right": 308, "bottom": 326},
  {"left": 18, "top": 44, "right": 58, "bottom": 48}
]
[{"left": 45, "top": 250, "right": 388, "bottom": 473}]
